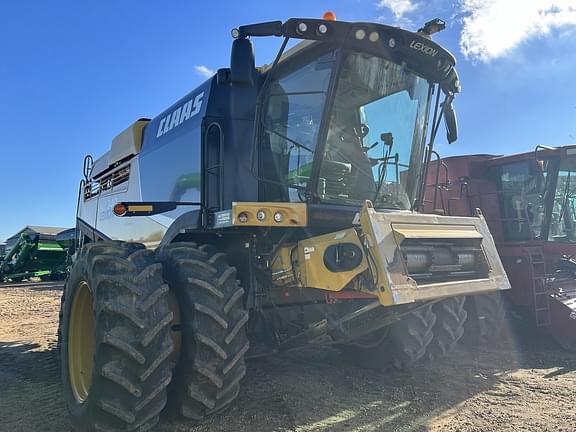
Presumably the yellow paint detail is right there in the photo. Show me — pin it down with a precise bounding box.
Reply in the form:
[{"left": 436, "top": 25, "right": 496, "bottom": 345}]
[
  {"left": 68, "top": 281, "right": 96, "bottom": 403},
  {"left": 110, "top": 119, "right": 149, "bottom": 164},
  {"left": 358, "top": 200, "right": 511, "bottom": 306},
  {"left": 271, "top": 229, "right": 368, "bottom": 291},
  {"left": 391, "top": 223, "right": 483, "bottom": 242},
  {"left": 297, "top": 229, "right": 368, "bottom": 291},
  {"left": 270, "top": 245, "right": 297, "bottom": 286},
  {"left": 358, "top": 202, "right": 396, "bottom": 305},
  {"left": 232, "top": 202, "right": 307, "bottom": 227},
  {"left": 127, "top": 204, "right": 154, "bottom": 213}
]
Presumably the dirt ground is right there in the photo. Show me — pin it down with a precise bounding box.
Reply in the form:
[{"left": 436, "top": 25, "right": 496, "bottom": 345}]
[{"left": 1, "top": 283, "right": 575, "bottom": 432}]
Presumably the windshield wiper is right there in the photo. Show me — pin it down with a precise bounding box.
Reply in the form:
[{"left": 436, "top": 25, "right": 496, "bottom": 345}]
[
  {"left": 265, "top": 127, "right": 314, "bottom": 153},
  {"left": 263, "top": 126, "right": 313, "bottom": 196}
]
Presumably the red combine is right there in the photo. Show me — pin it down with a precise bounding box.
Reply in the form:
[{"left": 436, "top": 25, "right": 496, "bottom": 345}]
[{"left": 423, "top": 146, "right": 576, "bottom": 349}]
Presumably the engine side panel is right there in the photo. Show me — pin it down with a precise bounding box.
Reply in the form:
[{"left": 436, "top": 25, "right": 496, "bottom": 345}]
[{"left": 78, "top": 158, "right": 172, "bottom": 247}]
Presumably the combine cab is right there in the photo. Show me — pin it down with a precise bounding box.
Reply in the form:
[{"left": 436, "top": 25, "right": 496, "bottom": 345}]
[
  {"left": 60, "top": 15, "right": 510, "bottom": 431},
  {"left": 424, "top": 146, "right": 576, "bottom": 349}
]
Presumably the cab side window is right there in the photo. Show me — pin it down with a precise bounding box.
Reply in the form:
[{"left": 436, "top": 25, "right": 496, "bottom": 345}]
[{"left": 497, "top": 161, "right": 547, "bottom": 240}]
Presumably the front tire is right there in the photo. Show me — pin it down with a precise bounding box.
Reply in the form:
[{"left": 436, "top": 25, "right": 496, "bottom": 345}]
[
  {"left": 426, "top": 296, "right": 467, "bottom": 361},
  {"left": 157, "top": 242, "right": 249, "bottom": 421},
  {"left": 341, "top": 304, "right": 436, "bottom": 370},
  {"left": 60, "top": 241, "right": 174, "bottom": 432},
  {"left": 463, "top": 292, "right": 507, "bottom": 345}
]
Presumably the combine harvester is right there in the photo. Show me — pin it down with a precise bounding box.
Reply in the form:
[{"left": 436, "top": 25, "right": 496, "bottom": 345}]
[
  {"left": 0, "top": 226, "right": 72, "bottom": 282},
  {"left": 60, "top": 14, "right": 510, "bottom": 431},
  {"left": 424, "top": 145, "right": 576, "bottom": 349}
]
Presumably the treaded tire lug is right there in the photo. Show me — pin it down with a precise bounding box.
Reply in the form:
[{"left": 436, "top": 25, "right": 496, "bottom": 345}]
[
  {"left": 156, "top": 242, "right": 249, "bottom": 422},
  {"left": 60, "top": 241, "right": 174, "bottom": 432},
  {"left": 463, "top": 292, "right": 507, "bottom": 345},
  {"left": 340, "top": 304, "right": 437, "bottom": 370},
  {"left": 426, "top": 296, "right": 467, "bottom": 361}
]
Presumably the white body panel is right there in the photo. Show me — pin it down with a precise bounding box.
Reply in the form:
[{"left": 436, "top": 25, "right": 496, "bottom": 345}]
[{"left": 77, "top": 157, "right": 180, "bottom": 249}]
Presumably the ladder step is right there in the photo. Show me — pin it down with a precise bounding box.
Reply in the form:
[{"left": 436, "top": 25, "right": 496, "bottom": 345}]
[
  {"left": 534, "top": 289, "right": 550, "bottom": 294},
  {"left": 532, "top": 279, "right": 547, "bottom": 286}
]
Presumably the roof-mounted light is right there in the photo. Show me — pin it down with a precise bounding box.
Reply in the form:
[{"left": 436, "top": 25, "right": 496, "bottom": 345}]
[
  {"left": 317, "top": 23, "right": 328, "bottom": 35},
  {"left": 322, "top": 11, "right": 336, "bottom": 21},
  {"left": 355, "top": 29, "right": 366, "bottom": 40},
  {"left": 297, "top": 22, "right": 308, "bottom": 34}
]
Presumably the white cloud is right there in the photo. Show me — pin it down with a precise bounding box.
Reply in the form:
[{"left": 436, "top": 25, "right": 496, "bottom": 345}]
[
  {"left": 377, "top": 0, "right": 418, "bottom": 21},
  {"left": 460, "top": 0, "right": 576, "bottom": 62},
  {"left": 194, "top": 65, "right": 215, "bottom": 78}
]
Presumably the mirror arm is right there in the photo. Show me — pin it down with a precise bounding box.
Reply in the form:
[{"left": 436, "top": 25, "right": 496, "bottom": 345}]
[{"left": 443, "top": 94, "right": 458, "bottom": 144}]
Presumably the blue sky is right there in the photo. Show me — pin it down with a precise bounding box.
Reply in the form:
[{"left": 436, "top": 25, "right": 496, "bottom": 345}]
[{"left": 1, "top": 0, "right": 575, "bottom": 241}]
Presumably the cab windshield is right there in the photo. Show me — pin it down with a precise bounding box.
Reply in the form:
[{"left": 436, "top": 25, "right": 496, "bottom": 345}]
[
  {"left": 260, "top": 49, "right": 432, "bottom": 209},
  {"left": 319, "top": 52, "right": 430, "bottom": 209},
  {"left": 549, "top": 158, "right": 576, "bottom": 242},
  {"left": 493, "top": 155, "right": 576, "bottom": 243}
]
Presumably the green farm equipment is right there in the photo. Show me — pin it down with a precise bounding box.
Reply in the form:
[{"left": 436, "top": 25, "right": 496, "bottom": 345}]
[{"left": 0, "top": 231, "right": 68, "bottom": 282}]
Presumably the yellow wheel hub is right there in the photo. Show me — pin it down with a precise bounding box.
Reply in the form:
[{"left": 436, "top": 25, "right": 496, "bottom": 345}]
[{"left": 68, "top": 281, "right": 96, "bottom": 403}]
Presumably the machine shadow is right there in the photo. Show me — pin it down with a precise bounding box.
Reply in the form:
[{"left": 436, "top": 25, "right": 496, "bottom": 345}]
[
  {"left": 160, "top": 318, "right": 576, "bottom": 432},
  {"left": 3, "top": 322, "right": 573, "bottom": 432},
  {"left": 0, "top": 341, "right": 67, "bottom": 432},
  {"left": 0, "top": 340, "right": 60, "bottom": 384}
]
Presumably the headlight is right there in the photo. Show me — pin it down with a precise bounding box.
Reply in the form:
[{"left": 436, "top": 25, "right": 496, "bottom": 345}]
[{"left": 238, "top": 212, "right": 249, "bottom": 223}]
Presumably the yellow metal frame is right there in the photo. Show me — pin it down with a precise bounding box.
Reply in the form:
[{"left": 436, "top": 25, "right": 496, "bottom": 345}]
[
  {"left": 358, "top": 200, "right": 511, "bottom": 306},
  {"left": 296, "top": 229, "right": 368, "bottom": 290},
  {"left": 232, "top": 202, "right": 307, "bottom": 227},
  {"left": 68, "top": 281, "right": 96, "bottom": 403},
  {"left": 270, "top": 201, "right": 510, "bottom": 307},
  {"left": 110, "top": 119, "right": 149, "bottom": 163}
]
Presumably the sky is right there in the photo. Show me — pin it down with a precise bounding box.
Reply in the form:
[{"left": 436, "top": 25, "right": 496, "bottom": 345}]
[{"left": 1, "top": 0, "right": 575, "bottom": 241}]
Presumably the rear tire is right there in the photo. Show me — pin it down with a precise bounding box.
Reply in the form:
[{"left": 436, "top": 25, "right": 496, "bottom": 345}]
[
  {"left": 60, "top": 241, "right": 174, "bottom": 432},
  {"left": 341, "top": 304, "right": 436, "bottom": 370},
  {"left": 157, "top": 242, "right": 249, "bottom": 421},
  {"left": 426, "top": 296, "right": 467, "bottom": 361}
]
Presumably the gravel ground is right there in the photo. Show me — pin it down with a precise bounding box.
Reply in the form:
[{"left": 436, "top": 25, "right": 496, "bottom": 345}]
[{"left": 1, "top": 283, "right": 575, "bottom": 432}]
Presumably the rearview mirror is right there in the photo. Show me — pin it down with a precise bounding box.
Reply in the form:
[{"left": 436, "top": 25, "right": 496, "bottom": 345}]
[{"left": 444, "top": 99, "right": 458, "bottom": 144}]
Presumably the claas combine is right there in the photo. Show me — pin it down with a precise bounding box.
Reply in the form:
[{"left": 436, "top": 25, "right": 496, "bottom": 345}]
[{"left": 59, "top": 15, "right": 510, "bottom": 431}]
